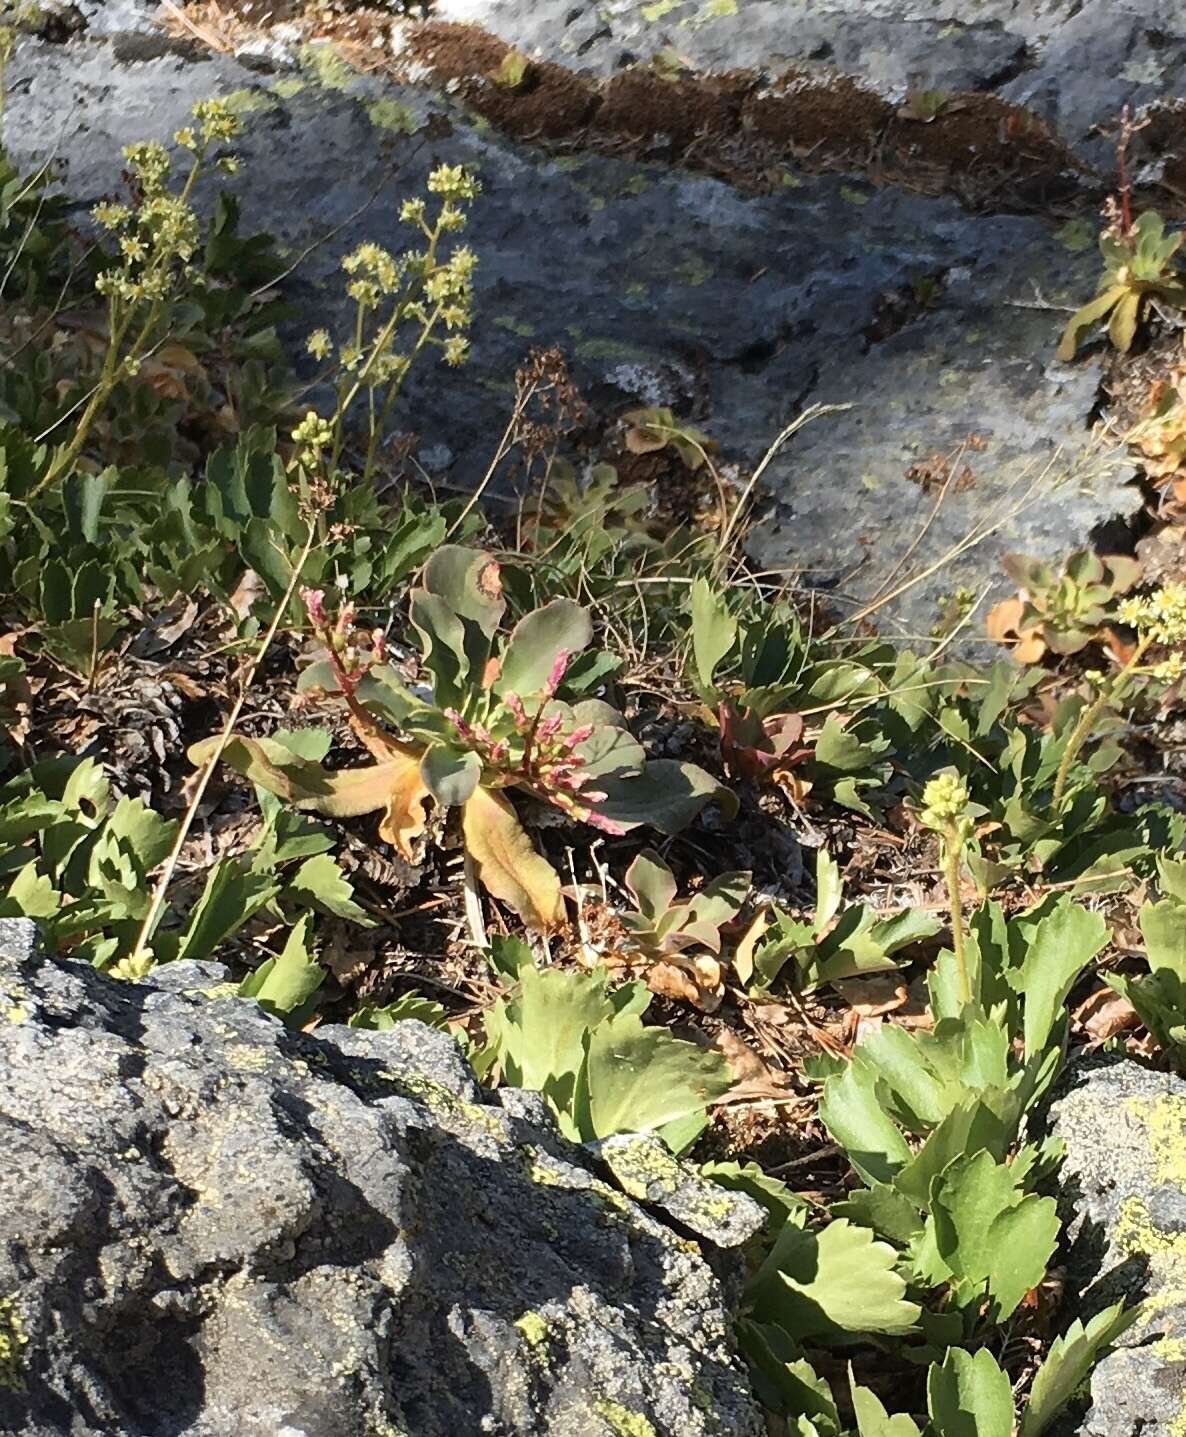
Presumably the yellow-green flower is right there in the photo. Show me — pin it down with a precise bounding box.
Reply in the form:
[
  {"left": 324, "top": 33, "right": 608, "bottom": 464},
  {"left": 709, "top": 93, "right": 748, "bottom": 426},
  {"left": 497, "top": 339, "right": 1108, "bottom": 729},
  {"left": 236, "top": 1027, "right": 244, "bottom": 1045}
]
[
  {"left": 292, "top": 410, "right": 334, "bottom": 453},
  {"left": 306, "top": 328, "right": 333, "bottom": 360},
  {"left": 919, "top": 770, "right": 971, "bottom": 833}
]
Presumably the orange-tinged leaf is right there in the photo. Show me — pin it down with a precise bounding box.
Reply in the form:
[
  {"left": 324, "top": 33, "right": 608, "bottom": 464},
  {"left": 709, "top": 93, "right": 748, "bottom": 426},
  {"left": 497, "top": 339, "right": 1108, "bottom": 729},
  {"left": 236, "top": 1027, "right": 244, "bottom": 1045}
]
[
  {"left": 301, "top": 759, "right": 413, "bottom": 819},
  {"left": 376, "top": 752, "right": 432, "bottom": 860},
  {"left": 1108, "top": 289, "right": 1142, "bottom": 353},
  {"left": 461, "top": 785, "right": 564, "bottom": 931}
]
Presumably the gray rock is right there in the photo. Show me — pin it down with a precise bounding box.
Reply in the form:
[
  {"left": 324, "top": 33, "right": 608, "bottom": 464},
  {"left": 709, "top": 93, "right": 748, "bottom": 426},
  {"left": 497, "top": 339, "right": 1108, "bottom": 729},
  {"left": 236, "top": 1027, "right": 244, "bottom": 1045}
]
[
  {"left": 5, "top": 25, "right": 1140, "bottom": 635},
  {"left": 0, "top": 918, "right": 39, "bottom": 965},
  {"left": 591, "top": 1134, "right": 766, "bottom": 1250},
  {"left": 1047, "top": 1058, "right": 1186, "bottom": 1437},
  {"left": 0, "top": 945, "right": 763, "bottom": 1435}
]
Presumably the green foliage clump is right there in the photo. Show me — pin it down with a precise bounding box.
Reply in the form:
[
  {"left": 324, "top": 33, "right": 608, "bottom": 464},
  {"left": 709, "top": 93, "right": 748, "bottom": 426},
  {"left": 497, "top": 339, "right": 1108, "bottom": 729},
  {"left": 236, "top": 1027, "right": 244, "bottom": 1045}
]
[{"left": 1058, "top": 210, "right": 1186, "bottom": 359}]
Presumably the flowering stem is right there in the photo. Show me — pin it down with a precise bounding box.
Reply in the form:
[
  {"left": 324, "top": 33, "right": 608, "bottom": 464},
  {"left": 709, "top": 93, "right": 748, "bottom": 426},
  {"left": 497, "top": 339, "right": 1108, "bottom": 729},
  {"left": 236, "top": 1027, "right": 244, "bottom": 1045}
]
[
  {"left": 941, "top": 827, "right": 971, "bottom": 1009},
  {"left": 1052, "top": 634, "right": 1151, "bottom": 805},
  {"left": 125, "top": 522, "right": 318, "bottom": 971}
]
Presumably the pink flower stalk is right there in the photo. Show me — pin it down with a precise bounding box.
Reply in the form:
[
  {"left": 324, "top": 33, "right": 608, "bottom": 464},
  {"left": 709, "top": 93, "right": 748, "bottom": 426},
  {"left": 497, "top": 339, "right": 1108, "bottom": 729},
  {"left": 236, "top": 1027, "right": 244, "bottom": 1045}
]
[
  {"left": 444, "top": 707, "right": 474, "bottom": 741},
  {"left": 564, "top": 724, "right": 594, "bottom": 748},
  {"left": 504, "top": 692, "right": 527, "bottom": 726},
  {"left": 544, "top": 648, "right": 571, "bottom": 696},
  {"left": 536, "top": 713, "right": 563, "bottom": 741}
]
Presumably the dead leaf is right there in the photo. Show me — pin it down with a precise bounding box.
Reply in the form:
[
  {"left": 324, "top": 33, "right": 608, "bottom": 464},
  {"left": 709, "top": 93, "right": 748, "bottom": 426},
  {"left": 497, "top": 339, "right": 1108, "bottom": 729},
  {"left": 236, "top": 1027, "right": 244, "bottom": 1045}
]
[
  {"left": 1074, "top": 986, "right": 1141, "bottom": 1043},
  {"left": 834, "top": 973, "right": 909, "bottom": 1018},
  {"left": 732, "top": 910, "right": 768, "bottom": 985},
  {"left": 228, "top": 569, "right": 264, "bottom": 620},
  {"left": 986, "top": 596, "right": 1046, "bottom": 663},
  {"left": 376, "top": 752, "right": 432, "bottom": 861},
  {"left": 461, "top": 784, "right": 565, "bottom": 932},
  {"left": 648, "top": 953, "right": 724, "bottom": 1012}
]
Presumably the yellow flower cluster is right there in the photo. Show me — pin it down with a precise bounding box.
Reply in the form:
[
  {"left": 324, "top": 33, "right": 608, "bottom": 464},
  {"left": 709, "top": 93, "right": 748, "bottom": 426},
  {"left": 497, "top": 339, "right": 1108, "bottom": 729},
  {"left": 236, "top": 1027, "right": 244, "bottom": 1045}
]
[{"left": 1118, "top": 582, "right": 1186, "bottom": 645}]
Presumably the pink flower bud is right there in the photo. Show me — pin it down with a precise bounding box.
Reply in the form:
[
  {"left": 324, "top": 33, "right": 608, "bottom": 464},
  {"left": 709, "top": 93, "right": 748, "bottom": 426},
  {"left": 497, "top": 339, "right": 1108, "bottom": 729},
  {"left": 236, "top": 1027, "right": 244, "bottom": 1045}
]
[
  {"left": 564, "top": 724, "right": 594, "bottom": 748},
  {"left": 371, "top": 629, "right": 387, "bottom": 662},
  {"left": 536, "top": 714, "right": 563, "bottom": 741},
  {"left": 504, "top": 693, "right": 527, "bottom": 726},
  {"left": 301, "top": 587, "right": 329, "bottom": 629},
  {"left": 488, "top": 740, "right": 508, "bottom": 762}
]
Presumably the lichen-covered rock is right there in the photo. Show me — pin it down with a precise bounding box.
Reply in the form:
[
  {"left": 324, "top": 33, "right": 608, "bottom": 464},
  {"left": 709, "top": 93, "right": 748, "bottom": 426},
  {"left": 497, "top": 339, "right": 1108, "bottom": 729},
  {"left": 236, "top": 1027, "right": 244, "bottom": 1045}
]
[
  {"left": 0, "top": 948, "right": 763, "bottom": 1436},
  {"left": 1047, "top": 1058, "right": 1186, "bottom": 1437}
]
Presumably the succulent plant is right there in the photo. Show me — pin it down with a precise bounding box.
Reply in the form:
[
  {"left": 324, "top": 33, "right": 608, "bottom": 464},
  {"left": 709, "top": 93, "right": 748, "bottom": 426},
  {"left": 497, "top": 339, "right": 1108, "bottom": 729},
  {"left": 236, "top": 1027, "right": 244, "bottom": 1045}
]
[
  {"left": 1058, "top": 211, "right": 1186, "bottom": 360},
  {"left": 617, "top": 848, "right": 749, "bottom": 1010},
  {"left": 986, "top": 549, "right": 1141, "bottom": 662},
  {"left": 192, "top": 546, "right": 733, "bottom": 931}
]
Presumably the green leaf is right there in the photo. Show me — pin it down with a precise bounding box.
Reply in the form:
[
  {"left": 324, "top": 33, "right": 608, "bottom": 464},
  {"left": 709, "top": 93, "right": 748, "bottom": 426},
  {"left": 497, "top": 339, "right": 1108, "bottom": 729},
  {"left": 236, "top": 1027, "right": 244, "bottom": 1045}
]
[
  {"left": 486, "top": 964, "right": 614, "bottom": 1099},
  {"left": 1056, "top": 284, "right": 1126, "bottom": 361},
  {"left": 1141, "top": 898, "right": 1186, "bottom": 982},
  {"left": 701, "top": 1160, "right": 810, "bottom": 1237},
  {"left": 819, "top": 1059, "right": 912, "bottom": 1186},
  {"left": 736, "top": 1321, "right": 839, "bottom": 1427},
  {"left": 814, "top": 847, "right": 843, "bottom": 931},
  {"left": 690, "top": 577, "right": 737, "bottom": 696},
  {"left": 571, "top": 1011, "right": 732, "bottom": 1142},
  {"left": 750, "top": 1218, "right": 920, "bottom": 1340},
  {"left": 1108, "top": 288, "right": 1142, "bottom": 352},
  {"left": 62, "top": 467, "right": 111, "bottom": 543},
  {"left": 850, "top": 1373, "right": 923, "bottom": 1437},
  {"left": 1011, "top": 897, "right": 1106, "bottom": 1060},
  {"left": 175, "top": 857, "right": 281, "bottom": 963},
  {"left": 593, "top": 758, "right": 736, "bottom": 834},
  {"left": 421, "top": 744, "right": 482, "bottom": 806},
  {"left": 624, "top": 849, "right": 679, "bottom": 919},
  {"left": 929, "top": 1149, "right": 1060, "bottom": 1318},
  {"left": 496, "top": 598, "right": 592, "bottom": 698},
  {"left": 422, "top": 546, "right": 506, "bottom": 636},
  {"left": 285, "top": 853, "right": 374, "bottom": 926},
  {"left": 2, "top": 860, "right": 58, "bottom": 918},
  {"left": 1018, "top": 1302, "right": 1139, "bottom": 1437},
  {"left": 349, "top": 992, "right": 449, "bottom": 1029},
  {"left": 409, "top": 588, "right": 470, "bottom": 708},
  {"left": 239, "top": 915, "right": 325, "bottom": 1018},
  {"left": 927, "top": 1348, "right": 1013, "bottom": 1437},
  {"left": 1157, "top": 853, "right": 1186, "bottom": 902},
  {"left": 831, "top": 1183, "right": 924, "bottom": 1247}
]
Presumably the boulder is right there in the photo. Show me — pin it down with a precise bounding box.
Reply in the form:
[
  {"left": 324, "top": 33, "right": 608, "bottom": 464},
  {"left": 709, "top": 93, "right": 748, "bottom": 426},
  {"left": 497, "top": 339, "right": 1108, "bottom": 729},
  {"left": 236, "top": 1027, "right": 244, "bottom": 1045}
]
[
  {"left": 1047, "top": 1058, "right": 1186, "bottom": 1437},
  {"left": 0, "top": 933, "right": 763, "bottom": 1436}
]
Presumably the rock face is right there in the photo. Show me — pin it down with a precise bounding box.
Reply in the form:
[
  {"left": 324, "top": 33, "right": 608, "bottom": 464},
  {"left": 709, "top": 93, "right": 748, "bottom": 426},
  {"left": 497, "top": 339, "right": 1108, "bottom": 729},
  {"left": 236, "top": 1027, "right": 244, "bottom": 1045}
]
[
  {"left": 431, "top": 0, "right": 1186, "bottom": 170},
  {"left": 7, "top": 15, "right": 1142, "bottom": 635},
  {"left": 1047, "top": 1058, "right": 1186, "bottom": 1437},
  {"left": 0, "top": 932, "right": 763, "bottom": 1437}
]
